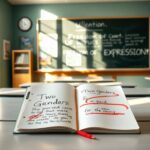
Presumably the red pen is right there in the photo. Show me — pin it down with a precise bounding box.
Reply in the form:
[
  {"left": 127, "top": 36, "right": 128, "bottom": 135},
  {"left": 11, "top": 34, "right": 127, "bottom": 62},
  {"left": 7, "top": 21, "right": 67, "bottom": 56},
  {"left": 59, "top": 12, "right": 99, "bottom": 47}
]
[{"left": 77, "top": 130, "right": 96, "bottom": 140}]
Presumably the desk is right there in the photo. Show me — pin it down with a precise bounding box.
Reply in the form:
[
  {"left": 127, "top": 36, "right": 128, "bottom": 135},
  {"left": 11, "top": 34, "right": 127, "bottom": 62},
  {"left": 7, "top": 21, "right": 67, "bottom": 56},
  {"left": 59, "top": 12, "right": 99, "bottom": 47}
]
[
  {"left": 0, "top": 121, "right": 150, "bottom": 150},
  {"left": 0, "top": 88, "right": 26, "bottom": 97},
  {"left": 0, "top": 88, "right": 150, "bottom": 121},
  {"left": 19, "top": 81, "right": 122, "bottom": 88},
  {"left": 123, "top": 88, "right": 150, "bottom": 97},
  {"left": 0, "top": 97, "right": 23, "bottom": 121},
  {"left": 19, "top": 76, "right": 115, "bottom": 88},
  {"left": 0, "top": 90, "right": 150, "bottom": 150},
  {"left": 44, "top": 76, "right": 115, "bottom": 83},
  {"left": 0, "top": 96, "right": 150, "bottom": 121},
  {"left": 145, "top": 77, "right": 150, "bottom": 80}
]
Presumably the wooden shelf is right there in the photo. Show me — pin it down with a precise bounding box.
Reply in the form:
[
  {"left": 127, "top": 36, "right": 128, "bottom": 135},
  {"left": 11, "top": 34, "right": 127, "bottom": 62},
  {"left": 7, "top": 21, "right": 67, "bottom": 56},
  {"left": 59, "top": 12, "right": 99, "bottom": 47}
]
[
  {"left": 12, "top": 50, "right": 33, "bottom": 87},
  {"left": 14, "top": 67, "right": 30, "bottom": 70}
]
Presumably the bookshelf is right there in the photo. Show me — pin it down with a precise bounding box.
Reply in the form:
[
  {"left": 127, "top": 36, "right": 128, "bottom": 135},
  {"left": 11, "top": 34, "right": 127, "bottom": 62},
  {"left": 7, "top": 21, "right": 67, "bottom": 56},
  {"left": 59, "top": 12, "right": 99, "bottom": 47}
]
[{"left": 12, "top": 50, "right": 33, "bottom": 87}]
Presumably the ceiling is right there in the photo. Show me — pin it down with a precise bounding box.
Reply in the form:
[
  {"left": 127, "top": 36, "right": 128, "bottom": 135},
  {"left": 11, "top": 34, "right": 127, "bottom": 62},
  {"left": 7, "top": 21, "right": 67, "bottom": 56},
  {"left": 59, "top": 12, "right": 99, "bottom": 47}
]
[{"left": 8, "top": 0, "right": 150, "bottom": 5}]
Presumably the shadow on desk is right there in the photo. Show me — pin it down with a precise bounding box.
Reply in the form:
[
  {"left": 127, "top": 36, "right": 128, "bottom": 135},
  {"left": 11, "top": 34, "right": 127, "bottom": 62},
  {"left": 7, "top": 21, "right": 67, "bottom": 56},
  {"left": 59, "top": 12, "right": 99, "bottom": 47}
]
[{"left": 138, "top": 122, "right": 150, "bottom": 134}]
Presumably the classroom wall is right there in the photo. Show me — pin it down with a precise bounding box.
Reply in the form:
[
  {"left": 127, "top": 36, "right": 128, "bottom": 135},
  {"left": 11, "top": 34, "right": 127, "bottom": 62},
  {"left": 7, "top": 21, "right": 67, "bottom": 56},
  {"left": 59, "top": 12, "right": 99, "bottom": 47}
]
[
  {"left": 12, "top": 1, "right": 150, "bottom": 54},
  {"left": 4, "top": 1, "right": 150, "bottom": 87},
  {"left": 0, "top": 0, "right": 12, "bottom": 87}
]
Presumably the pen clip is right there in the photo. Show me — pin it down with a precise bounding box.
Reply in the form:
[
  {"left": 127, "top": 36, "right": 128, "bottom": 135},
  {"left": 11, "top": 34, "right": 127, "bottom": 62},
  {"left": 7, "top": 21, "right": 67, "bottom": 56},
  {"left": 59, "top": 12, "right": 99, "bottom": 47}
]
[{"left": 26, "top": 92, "right": 30, "bottom": 100}]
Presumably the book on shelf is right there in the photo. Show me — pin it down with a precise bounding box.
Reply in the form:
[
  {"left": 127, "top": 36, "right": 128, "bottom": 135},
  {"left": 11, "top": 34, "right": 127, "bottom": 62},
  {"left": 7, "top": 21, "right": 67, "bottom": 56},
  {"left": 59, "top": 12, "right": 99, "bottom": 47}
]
[
  {"left": 15, "top": 53, "right": 29, "bottom": 64},
  {"left": 14, "top": 83, "right": 140, "bottom": 134}
]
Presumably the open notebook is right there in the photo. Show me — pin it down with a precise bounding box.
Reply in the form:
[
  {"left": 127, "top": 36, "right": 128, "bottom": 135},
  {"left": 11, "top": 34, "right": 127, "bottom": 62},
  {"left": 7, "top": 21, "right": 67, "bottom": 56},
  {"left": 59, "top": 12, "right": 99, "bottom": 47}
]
[{"left": 14, "top": 83, "right": 140, "bottom": 133}]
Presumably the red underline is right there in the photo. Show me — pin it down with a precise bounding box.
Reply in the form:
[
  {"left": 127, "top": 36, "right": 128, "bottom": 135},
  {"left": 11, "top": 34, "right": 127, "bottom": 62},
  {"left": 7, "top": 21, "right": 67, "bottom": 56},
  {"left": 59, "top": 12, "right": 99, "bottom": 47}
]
[
  {"left": 80, "top": 102, "right": 128, "bottom": 110},
  {"left": 85, "top": 94, "right": 119, "bottom": 103},
  {"left": 28, "top": 112, "right": 43, "bottom": 121},
  {"left": 86, "top": 112, "right": 125, "bottom": 115}
]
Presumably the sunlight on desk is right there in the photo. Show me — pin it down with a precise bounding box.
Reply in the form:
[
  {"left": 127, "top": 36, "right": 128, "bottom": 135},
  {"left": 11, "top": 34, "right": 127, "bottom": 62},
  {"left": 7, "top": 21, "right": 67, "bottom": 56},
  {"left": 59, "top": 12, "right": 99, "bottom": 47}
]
[
  {"left": 128, "top": 97, "right": 150, "bottom": 121},
  {"left": 129, "top": 97, "right": 150, "bottom": 106},
  {"left": 44, "top": 73, "right": 115, "bottom": 83},
  {"left": 145, "top": 77, "right": 150, "bottom": 80}
]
